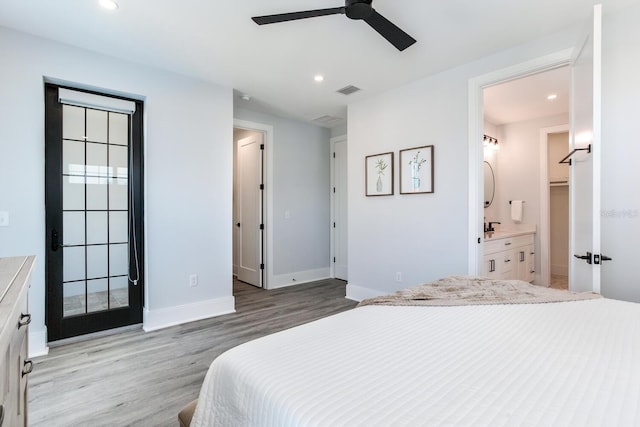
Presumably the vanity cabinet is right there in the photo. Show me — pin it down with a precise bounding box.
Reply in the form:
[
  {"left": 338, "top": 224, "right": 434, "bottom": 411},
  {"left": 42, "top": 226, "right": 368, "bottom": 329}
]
[
  {"left": 483, "top": 233, "right": 535, "bottom": 282},
  {"left": 0, "top": 256, "right": 35, "bottom": 427}
]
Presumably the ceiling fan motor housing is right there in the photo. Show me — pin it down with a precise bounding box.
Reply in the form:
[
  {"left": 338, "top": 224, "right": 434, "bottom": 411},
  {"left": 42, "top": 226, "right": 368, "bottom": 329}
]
[{"left": 345, "top": 0, "right": 373, "bottom": 20}]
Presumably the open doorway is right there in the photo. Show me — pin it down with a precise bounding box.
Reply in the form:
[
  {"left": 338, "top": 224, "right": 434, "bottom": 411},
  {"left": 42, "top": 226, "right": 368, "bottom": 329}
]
[{"left": 481, "top": 66, "right": 570, "bottom": 287}]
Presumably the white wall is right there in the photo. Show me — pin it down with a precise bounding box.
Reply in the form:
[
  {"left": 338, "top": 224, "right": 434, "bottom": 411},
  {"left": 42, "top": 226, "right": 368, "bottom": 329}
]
[
  {"left": 346, "top": 25, "right": 583, "bottom": 299},
  {"left": 494, "top": 114, "right": 568, "bottom": 237},
  {"left": 233, "top": 108, "right": 331, "bottom": 287},
  {"left": 0, "top": 27, "right": 234, "bottom": 354},
  {"left": 330, "top": 123, "right": 348, "bottom": 139},
  {"left": 601, "top": 2, "right": 640, "bottom": 302}
]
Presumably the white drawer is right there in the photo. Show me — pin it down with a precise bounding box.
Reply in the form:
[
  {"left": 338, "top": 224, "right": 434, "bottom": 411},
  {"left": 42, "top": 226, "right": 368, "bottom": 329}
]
[
  {"left": 512, "top": 234, "right": 534, "bottom": 247},
  {"left": 484, "top": 238, "right": 514, "bottom": 254}
]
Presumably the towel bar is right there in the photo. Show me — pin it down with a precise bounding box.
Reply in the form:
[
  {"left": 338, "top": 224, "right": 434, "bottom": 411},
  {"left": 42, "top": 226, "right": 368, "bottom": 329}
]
[{"left": 559, "top": 144, "right": 591, "bottom": 166}]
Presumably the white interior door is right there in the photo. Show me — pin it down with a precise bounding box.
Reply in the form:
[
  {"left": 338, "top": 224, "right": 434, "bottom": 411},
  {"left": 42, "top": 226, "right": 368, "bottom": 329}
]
[
  {"left": 333, "top": 139, "right": 348, "bottom": 280},
  {"left": 569, "top": 4, "right": 601, "bottom": 293},
  {"left": 237, "top": 134, "right": 263, "bottom": 287}
]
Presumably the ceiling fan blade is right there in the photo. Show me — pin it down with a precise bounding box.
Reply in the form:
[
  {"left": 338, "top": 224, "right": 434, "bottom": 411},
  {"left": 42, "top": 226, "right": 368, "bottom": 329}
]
[
  {"left": 363, "top": 10, "right": 416, "bottom": 51},
  {"left": 252, "top": 7, "right": 345, "bottom": 25}
]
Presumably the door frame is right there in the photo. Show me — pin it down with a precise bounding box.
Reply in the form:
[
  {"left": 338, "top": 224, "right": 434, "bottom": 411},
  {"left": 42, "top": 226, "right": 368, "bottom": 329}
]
[
  {"left": 233, "top": 119, "right": 274, "bottom": 289},
  {"left": 467, "top": 48, "right": 574, "bottom": 275},
  {"left": 330, "top": 134, "right": 347, "bottom": 280}
]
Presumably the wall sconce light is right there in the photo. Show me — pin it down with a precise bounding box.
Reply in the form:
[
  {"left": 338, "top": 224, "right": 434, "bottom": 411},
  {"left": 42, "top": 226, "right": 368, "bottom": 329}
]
[{"left": 483, "top": 134, "right": 499, "bottom": 150}]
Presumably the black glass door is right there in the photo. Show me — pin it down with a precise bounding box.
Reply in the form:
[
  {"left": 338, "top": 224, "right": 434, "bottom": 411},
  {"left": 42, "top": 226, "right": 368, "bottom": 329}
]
[{"left": 45, "top": 84, "right": 144, "bottom": 341}]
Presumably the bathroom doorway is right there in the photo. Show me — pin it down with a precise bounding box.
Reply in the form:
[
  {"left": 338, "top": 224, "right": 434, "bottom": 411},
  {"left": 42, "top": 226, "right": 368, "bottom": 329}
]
[
  {"left": 470, "top": 5, "right": 602, "bottom": 290},
  {"left": 481, "top": 66, "right": 571, "bottom": 287}
]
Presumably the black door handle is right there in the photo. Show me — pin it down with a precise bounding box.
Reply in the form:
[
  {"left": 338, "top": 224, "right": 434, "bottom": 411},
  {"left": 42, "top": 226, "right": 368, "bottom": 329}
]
[
  {"left": 594, "top": 254, "right": 613, "bottom": 264},
  {"left": 236, "top": 223, "right": 241, "bottom": 228},
  {"left": 574, "top": 252, "right": 593, "bottom": 264}
]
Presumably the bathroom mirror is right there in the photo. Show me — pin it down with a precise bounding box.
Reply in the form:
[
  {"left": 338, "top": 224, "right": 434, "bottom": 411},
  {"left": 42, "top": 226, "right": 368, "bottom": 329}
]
[{"left": 483, "top": 160, "right": 495, "bottom": 208}]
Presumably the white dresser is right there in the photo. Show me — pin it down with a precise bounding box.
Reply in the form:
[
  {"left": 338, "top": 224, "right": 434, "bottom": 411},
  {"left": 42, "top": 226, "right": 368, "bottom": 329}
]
[
  {"left": 0, "top": 256, "right": 35, "bottom": 427},
  {"left": 483, "top": 232, "right": 535, "bottom": 282}
]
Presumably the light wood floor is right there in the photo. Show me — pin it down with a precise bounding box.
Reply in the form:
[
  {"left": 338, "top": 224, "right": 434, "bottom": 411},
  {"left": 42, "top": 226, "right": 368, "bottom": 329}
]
[
  {"left": 29, "top": 279, "right": 357, "bottom": 426},
  {"left": 549, "top": 274, "right": 569, "bottom": 290}
]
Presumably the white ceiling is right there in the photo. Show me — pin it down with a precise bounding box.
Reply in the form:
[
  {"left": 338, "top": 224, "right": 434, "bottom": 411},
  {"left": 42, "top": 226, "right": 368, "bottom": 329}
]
[
  {"left": 0, "top": 0, "right": 633, "bottom": 127},
  {"left": 484, "top": 66, "right": 571, "bottom": 126}
]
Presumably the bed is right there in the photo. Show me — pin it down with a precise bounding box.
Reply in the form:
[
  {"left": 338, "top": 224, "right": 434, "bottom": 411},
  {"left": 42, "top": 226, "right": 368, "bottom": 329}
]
[{"left": 190, "top": 276, "right": 640, "bottom": 426}]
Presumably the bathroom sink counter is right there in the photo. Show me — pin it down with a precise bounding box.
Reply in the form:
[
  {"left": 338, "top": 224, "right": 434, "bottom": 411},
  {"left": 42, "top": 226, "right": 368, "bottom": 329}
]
[{"left": 484, "top": 229, "right": 535, "bottom": 241}]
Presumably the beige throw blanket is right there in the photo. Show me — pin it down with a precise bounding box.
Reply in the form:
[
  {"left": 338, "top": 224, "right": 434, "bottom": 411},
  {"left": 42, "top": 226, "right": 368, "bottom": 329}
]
[{"left": 358, "top": 276, "right": 602, "bottom": 307}]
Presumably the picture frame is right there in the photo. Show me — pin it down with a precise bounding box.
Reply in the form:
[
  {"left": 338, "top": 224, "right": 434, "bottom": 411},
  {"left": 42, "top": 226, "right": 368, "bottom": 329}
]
[
  {"left": 399, "top": 145, "right": 434, "bottom": 194},
  {"left": 365, "top": 152, "right": 394, "bottom": 196}
]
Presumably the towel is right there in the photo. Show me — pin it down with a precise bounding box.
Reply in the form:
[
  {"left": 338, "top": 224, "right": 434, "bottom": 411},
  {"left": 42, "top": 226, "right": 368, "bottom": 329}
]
[{"left": 511, "top": 200, "right": 523, "bottom": 223}]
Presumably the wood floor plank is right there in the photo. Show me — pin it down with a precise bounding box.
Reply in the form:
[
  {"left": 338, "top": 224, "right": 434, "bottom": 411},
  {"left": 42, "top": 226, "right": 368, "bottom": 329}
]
[{"left": 29, "top": 279, "right": 357, "bottom": 426}]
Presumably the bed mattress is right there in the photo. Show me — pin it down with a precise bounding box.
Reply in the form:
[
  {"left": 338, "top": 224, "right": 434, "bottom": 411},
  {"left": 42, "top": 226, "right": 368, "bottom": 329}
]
[{"left": 192, "top": 298, "right": 640, "bottom": 426}]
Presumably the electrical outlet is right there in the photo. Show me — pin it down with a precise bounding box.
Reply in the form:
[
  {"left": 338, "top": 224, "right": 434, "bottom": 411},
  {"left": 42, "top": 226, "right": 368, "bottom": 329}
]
[
  {"left": 395, "top": 272, "right": 402, "bottom": 282},
  {"left": 189, "top": 274, "right": 198, "bottom": 287}
]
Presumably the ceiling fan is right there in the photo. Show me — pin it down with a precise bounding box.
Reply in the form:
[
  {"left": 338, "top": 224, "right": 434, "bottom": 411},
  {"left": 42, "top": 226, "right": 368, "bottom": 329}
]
[{"left": 252, "top": 0, "right": 416, "bottom": 52}]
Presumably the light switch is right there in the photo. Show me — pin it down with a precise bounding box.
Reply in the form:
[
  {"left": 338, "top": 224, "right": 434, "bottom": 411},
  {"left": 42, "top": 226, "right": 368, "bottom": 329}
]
[
  {"left": 284, "top": 210, "right": 291, "bottom": 219},
  {"left": 0, "top": 211, "right": 8, "bottom": 227}
]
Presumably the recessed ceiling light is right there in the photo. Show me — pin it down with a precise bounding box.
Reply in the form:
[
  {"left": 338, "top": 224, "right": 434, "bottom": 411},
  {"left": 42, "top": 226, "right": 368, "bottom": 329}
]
[
  {"left": 314, "top": 75, "right": 324, "bottom": 83},
  {"left": 99, "top": 0, "right": 119, "bottom": 10},
  {"left": 240, "top": 94, "right": 251, "bottom": 101},
  {"left": 547, "top": 94, "right": 558, "bottom": 100}
]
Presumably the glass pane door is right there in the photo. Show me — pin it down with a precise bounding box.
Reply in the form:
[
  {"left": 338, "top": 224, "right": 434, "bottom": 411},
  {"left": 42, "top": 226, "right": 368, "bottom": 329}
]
[
  {"left": 61, "top": 105, "right": 131, "bottom": 317},
  {"left": 45, "top": 84, "right": 144, "bottom": 341}
]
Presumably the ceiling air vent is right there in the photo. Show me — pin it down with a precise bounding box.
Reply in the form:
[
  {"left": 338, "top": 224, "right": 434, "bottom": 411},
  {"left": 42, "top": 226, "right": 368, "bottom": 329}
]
[
  {"left": 312, "top": 115, "right": 344, "bottom": 126},
  {"left": 337, "top": 85, "right": 361, "bottom": 96}
]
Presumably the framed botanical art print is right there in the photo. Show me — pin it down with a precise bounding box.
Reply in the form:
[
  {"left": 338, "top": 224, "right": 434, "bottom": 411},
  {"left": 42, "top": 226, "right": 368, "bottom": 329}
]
[
  {"left": 365, "top": 152, "right": 394, "bottom": 196},
  {"left": 399, "top": 145, "right": 434, "bottom": 194}
]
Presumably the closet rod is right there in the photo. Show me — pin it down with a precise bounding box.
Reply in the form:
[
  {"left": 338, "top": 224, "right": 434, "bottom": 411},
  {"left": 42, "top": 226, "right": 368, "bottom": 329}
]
[{"left": 559, "top": 144, "right": 591, "bottom": 166}]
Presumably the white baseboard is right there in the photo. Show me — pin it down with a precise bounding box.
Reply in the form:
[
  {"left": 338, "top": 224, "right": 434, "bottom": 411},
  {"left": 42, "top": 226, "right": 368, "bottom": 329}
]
[
  {"left": 345, "top": 284, "right": 386, "bottom": 302},
  {"left": 269, "top": 268, "right": 331, "bottom": 289},
  {"left": 143, "top": 296, "right": 235, "bottom": 332},
  {"left": 29, "top": 328, "right": 49, "bottom": 358}
]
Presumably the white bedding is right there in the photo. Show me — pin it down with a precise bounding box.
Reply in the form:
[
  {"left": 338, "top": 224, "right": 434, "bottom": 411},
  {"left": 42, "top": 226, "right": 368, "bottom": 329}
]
[{"left": 192, "top": 298, "right": 640, "bottom": 426}]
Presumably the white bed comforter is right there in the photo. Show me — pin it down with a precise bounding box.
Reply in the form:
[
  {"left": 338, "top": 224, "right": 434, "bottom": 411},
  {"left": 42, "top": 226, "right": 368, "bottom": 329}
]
[{"left": 192, "top": 299, "right": 640, "bottom": 426}]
